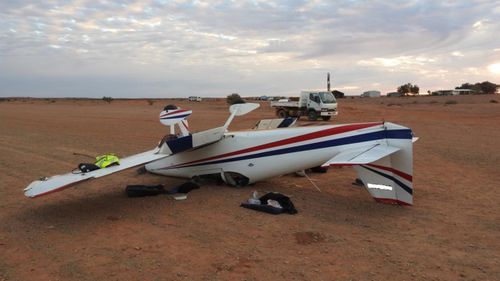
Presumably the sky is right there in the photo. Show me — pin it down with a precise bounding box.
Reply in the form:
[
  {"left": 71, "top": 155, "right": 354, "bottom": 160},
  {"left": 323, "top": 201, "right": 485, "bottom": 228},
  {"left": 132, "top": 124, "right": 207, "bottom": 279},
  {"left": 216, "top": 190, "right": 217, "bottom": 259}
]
[{"left": 1, "top": 0, "right": 499, "bottom": 98}]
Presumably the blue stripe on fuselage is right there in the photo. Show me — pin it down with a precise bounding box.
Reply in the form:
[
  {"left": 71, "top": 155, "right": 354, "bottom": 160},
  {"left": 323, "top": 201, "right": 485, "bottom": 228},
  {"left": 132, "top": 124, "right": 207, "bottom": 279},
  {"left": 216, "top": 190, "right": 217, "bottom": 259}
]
[{"left": 160, "top": 114, "right": 191, "bottom": 120}]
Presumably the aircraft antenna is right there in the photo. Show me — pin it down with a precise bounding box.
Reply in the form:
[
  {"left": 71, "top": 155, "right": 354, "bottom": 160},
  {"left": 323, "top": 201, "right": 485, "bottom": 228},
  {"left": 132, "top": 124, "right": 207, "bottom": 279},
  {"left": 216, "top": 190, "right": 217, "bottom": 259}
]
[{"left": 327, "top": 72, "right": 331, "bottom": 92}]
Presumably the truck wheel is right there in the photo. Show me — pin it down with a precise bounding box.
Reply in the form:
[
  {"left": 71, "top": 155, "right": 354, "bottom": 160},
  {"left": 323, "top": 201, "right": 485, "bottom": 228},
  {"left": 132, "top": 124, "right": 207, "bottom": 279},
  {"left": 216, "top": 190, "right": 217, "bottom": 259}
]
[
  {"left": 277, "top": 109, "right": 288, "bottom": 118},
  {"left": 307, "top": 111, "right": 318, "bottom": 121},
  {"left": 321, "top": 116, "right": 331, "bottom": 121}
]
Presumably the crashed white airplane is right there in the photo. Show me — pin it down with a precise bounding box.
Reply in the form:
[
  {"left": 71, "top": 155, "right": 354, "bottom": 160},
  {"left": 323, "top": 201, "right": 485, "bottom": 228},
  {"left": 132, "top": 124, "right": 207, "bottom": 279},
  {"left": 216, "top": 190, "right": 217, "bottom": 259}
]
[{"left": 25, "top": 103, "right": 417, "bottom": 205}]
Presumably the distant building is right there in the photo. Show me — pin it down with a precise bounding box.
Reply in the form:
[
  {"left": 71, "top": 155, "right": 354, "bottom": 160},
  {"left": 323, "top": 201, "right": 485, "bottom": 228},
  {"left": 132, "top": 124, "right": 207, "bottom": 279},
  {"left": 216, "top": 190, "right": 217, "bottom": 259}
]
[
  {"left": 386, "top": 92, "right": 402, "bottom": 97},
  {"left": 454, "top": 89, "right": 477, "bottom": 95},
  {"left": 361, "top": 90, "right": 381, "bottom": 97},
  {"left": 432, "top": 89, "right": 476, "bottom": 96}
]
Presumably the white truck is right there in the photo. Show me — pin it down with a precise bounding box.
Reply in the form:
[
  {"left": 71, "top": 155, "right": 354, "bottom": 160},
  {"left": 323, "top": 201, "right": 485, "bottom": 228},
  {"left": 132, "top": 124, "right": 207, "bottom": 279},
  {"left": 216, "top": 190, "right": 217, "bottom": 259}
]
[
  {"left": 270, "top": 91, "right": 338, "bottom": 121},
  {"left": 188, "top": 96, "right": 202, "bottom": 102}
]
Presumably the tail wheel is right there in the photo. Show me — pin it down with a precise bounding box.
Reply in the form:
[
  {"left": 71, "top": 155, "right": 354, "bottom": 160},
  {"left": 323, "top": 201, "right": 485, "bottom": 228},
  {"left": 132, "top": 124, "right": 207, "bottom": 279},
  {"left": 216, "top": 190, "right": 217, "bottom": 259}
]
[
  {"left": 321, "top": 116, "right": 331, "bottom": 121},
  {"left": 277, "top": 109, "right": 288, "bottom": 118},
  {"left": 307, "top": 110, "right": 318, "bottom": 121}
]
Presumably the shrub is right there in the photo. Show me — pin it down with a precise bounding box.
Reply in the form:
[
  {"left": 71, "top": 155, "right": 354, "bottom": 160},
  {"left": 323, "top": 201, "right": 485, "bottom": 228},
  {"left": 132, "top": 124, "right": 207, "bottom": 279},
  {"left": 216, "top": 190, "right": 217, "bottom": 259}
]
[
  {"left": 226, "top": 93, "right": 246, "bottom": 105},
  {"left": 102, "top": 96, "right": 113, "bottom": 103},
  {"left": 489, "top": 99, "right": 498, "bottom": 103},
  {"left": 147, "top": 99, "right": 155, "bottom": 105},
  {"left": 445, "top": 100, "right": 457, "bottom": 105}
]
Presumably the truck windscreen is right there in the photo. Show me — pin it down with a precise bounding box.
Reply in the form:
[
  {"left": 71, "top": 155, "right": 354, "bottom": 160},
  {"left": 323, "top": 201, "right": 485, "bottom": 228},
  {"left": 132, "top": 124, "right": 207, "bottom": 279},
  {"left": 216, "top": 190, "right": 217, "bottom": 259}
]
[{"left": 320, "top": 92, "right": 336, "bottom": 104}]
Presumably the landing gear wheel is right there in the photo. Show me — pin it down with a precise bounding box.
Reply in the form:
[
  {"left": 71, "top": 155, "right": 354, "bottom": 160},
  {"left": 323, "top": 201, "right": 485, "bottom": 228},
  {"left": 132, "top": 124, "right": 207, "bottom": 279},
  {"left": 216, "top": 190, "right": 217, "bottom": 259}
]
[
  {"left": 277, "top": 109, "right": 288, "bottom": 118},
  {"left": 307, "top": 111, "right": 318, "bottom": 121},
  {"left": 321, "top": 116, "right": 331, "bottom": 121}
]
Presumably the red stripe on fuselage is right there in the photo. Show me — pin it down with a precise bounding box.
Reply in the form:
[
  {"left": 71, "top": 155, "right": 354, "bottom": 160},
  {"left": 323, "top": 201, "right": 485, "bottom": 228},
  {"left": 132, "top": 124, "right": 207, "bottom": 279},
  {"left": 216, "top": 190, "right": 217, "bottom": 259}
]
[{"left": 168, "top": 122, "right": 382, "bottom": 169}]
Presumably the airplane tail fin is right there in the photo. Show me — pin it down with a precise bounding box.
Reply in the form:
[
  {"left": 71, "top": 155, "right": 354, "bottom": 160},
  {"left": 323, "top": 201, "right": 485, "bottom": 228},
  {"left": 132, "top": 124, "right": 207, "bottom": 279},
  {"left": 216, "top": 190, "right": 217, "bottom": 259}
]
[
  {"left": 353, "top": 123, "right": 415, "bottom": 205},
  {"left": 159, "top": 105, "right": 191, "bottom": 136},
  {"left": 322, "top": 122, "right": 416, "bottom": 205}
]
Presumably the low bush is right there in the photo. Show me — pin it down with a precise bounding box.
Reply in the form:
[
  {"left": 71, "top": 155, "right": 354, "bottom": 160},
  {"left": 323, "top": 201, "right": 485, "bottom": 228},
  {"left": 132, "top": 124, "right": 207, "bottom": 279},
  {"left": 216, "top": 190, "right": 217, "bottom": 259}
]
[
  {"left": 226, "top": 93, "right": 246, "bottom": 105},
  {"left": 102, "top": 96, "right": 113, "bottom": 103}
]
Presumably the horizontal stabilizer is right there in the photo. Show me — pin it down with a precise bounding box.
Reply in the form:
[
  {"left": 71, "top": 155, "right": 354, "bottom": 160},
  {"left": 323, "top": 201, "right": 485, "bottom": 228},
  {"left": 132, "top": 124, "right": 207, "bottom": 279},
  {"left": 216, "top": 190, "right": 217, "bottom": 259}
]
[
  {"left": 24, "top": 149, "right": 169, "bottom": 198},
  {"left": 322, "top": 144, "right": 401, "bottom": 167},
  {"left": 254, "top": 118, "right": 297, "bottom": 130}
]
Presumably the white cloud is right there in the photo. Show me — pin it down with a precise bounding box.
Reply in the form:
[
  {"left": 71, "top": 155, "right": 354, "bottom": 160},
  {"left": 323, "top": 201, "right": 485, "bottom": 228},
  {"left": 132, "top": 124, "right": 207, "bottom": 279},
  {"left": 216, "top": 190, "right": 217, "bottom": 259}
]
[
  {"left": 488, "top": 63, "right": 500, "bottom": 75},
  {"left": 473, "top": 21, "right": 482, "bottom": 28},
  {"left": 358, "top": 56, "right": 436, "bottom": 68}
]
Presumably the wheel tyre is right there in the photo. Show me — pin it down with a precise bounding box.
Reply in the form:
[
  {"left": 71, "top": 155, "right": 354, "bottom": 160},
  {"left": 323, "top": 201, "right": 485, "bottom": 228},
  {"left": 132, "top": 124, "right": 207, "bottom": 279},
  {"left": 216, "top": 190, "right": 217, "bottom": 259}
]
[
  {"left": 307, "top": 111, "right": 318, "bottom": 121},
  {"left": 277, "top": 110, "right": 288, "bottom": 118},
  {"left": 321, "top": 116, "right": 331, "bottom": 121}
]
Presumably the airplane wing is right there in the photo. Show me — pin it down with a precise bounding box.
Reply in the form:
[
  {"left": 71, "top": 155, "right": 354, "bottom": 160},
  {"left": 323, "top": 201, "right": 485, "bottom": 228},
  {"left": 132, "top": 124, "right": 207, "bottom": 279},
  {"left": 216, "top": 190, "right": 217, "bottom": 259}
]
[
  {"left": 24, "top": 149, "right": 169, "bottom": 198},
  {"left": 321, "top": 144, "right": 401, "bottom": 167},
  {"left": 25, "top": 103, "right": 261, "bottom": 198}
]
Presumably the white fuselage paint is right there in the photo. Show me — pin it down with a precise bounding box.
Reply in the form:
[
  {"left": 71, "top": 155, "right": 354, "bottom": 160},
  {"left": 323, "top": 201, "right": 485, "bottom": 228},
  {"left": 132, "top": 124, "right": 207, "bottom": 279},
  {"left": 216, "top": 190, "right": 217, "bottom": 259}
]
[{"left": 145, "top": 123, "right": 386, "bottom": 183}]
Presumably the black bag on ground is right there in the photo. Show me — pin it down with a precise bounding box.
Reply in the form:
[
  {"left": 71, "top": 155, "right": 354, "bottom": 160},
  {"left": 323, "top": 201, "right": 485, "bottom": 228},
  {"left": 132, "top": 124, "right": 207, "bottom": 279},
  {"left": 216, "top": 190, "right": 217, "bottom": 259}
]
[
  {"left": 259, "top": 192, "right": 298, "bottom": 214},
  {"left": 126, "top": 185, "right": 165, "bottom": 197},
  {"left": 240, "top": 192, "right": 298, "bottom": 215},
  {"left": 78, "top": 163, "right": 100, "bottom": 173}
]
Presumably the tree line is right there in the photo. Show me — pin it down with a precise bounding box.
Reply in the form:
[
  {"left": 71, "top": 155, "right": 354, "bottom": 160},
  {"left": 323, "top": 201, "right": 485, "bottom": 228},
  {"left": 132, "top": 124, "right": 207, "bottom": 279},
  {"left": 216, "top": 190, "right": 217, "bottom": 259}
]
[
  {"left": 395, "top": 81, "right": 498, "bottom": 96},
  {"left": 455, "top": 81, "right": 498, "bottom": 94}
]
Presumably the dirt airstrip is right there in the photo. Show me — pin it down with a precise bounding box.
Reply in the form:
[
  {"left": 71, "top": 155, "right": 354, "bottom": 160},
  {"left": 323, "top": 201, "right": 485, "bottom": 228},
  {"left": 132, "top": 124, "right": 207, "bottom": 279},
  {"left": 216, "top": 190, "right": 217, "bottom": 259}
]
[{"left": 0, "top": 95, "right": 499, "bottom": 281}]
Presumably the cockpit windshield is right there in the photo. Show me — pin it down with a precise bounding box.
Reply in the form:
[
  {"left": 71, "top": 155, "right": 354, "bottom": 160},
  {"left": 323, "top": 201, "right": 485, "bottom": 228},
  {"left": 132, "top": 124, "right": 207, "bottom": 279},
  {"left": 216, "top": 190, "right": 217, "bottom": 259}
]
[{"left": 319, "top": 92, "right": 337, "bottom": 104}]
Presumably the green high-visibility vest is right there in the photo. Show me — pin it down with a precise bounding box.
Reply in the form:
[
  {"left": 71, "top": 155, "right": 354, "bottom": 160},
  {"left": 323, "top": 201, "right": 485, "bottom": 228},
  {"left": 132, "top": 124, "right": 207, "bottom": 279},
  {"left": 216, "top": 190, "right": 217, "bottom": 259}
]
[{"left": 94, "top": 154, "right": 120, "bottom": 168}]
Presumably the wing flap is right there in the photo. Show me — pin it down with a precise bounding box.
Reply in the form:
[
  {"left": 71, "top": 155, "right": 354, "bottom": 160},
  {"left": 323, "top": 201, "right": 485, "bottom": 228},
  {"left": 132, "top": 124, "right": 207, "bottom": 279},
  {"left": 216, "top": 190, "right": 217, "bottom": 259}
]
[
  {"left": 24, "top": 149, "right": 169, "bottom": 198},
  {"left": 322, "top": 144, "right": 401, "bottom": 167}
]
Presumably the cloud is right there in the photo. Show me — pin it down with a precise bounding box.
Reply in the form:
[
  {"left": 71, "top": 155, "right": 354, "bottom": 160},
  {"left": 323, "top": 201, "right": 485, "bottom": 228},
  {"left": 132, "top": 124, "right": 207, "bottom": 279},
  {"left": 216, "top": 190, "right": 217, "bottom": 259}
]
[
  {"left": 488, "top": 63, "right": 500, "bottom": 75},
  {"left": 0, "top": 0, "right": 499, "bottom": 97}
]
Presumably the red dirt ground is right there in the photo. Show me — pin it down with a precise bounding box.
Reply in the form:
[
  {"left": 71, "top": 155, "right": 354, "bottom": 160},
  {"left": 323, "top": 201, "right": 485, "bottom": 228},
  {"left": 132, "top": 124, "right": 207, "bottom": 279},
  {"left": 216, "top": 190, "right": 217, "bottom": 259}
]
[{"left": 0, "top": 95, "right": 499, "bottom": 281}]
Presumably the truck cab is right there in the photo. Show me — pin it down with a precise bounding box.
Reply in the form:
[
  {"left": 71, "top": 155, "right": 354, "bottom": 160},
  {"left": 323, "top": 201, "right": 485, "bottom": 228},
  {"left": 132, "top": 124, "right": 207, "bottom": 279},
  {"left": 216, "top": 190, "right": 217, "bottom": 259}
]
[{"left": 301, "top": 91, "right": 337, "bottom": 121}]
